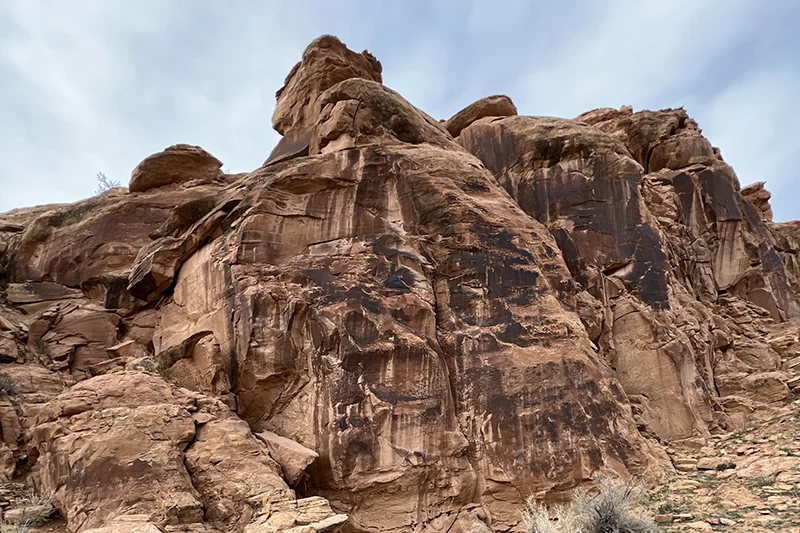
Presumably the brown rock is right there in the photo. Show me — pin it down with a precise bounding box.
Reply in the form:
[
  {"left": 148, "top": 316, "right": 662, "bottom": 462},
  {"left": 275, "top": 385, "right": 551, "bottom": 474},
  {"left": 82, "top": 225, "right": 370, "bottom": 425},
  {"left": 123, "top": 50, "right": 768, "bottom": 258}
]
[
  {"left": 106, "top": 339, "right": 145, "bottom": 359},
  {"left": 444, "top": 94, "right": 517, "bottom": 137},
  {"left": 255, "top": 431, "right": 319, "bottom": 486},
  {"left": 184, "top": 418, "right": 292, "bottom": 528},
  {"left": 577, "top": 107, "right": 717, "bottom": 172},
  {"left": 717, "top": 371, "right": 790, "bottom": 403},
  {"left": 29, "top": 371, "right": 342, "bottom": 532},
  {"left": 5, "top": 185, "right": 223, "bottom": 290},
  {"left": 244, "top": 497, "right": 347, "bottom": 533},
  {"left": 458, "top": 114, "right": 710, "bottom": 440},
  {"left": 740, "top": 181, "right": 773, "bottom": 221},
  {"left": 311, "top": 77, "right": 459, "bottom": 153},
  {"left": 3, "top": 502, "right": 55, "bottom": 524},
  {"left": 129, "top": 144, "right": 223, "bottom": 193},
  {"left": 128, "top": 194, "right": 242, "bottom": 301},
  {"left": 272, "top": 35, "right": 382, "bottom": 137},
  {"left": 151, "top": 136, "right": 667, "bottom": 530}
]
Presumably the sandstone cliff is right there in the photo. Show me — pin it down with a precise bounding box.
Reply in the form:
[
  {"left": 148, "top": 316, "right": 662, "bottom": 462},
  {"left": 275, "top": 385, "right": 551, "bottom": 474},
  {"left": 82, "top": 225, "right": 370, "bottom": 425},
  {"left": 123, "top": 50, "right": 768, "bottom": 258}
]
[{"left": 0, "top": 35, "right": 798, "bottom": 533}]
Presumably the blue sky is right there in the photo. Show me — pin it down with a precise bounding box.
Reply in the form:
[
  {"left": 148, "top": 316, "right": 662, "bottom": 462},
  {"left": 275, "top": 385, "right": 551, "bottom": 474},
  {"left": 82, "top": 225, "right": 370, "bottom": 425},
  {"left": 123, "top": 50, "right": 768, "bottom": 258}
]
[{"left": 1, "top": 1, "right": 798, "bottom": 220}]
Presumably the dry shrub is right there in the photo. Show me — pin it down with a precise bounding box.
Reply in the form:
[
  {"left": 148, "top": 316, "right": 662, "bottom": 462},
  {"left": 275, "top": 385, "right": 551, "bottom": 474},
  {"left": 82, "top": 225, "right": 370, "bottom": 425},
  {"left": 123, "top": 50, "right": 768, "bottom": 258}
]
[{"left": 523, "top": 477, "right": 657, "bottom": 533}]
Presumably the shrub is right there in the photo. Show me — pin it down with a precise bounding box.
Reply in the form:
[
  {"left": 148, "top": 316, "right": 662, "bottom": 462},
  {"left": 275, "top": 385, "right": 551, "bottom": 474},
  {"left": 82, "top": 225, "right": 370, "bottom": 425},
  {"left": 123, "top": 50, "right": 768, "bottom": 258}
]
[
  {"left": 2, "top": 490, "right": 55, "bottom": 528},
  {"left": 35, "top": 338, "right": 50, "bottom": 356},
  {"left": 0, "top": 373, "right": 17, "bottom": 395},
  {"left": 716, "top": 462, "right": 736, "bottom": 471},
  {"left": 523, "top": 477, "right": 657, "bottom": 533},
  {"left": 0, "top": 523, "right": 31, "bottom": 533},
  {"left": 748, "top": 474, "right": 775, "bottom": 488},
  {"left": 94, "top": 172, "right": 121, "bottom": 195}
]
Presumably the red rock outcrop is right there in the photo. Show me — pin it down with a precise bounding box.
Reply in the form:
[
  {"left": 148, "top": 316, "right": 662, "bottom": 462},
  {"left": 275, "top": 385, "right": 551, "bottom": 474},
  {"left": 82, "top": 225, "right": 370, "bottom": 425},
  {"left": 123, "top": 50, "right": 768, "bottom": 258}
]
[
  {"left": 129, "top": 144, "right": 224, "bottom": 193},
  {"left": 443, "top": 94, "right": 517, "bottom": 137},
  {"left": 458, "top": 105, "right": 799, "bottom": 446},
  {"left": 1, "top": 36, "right": 799, "bottom": 533},
  {"left": 741, "top": 181, "right": 774, "bottom": 221}
]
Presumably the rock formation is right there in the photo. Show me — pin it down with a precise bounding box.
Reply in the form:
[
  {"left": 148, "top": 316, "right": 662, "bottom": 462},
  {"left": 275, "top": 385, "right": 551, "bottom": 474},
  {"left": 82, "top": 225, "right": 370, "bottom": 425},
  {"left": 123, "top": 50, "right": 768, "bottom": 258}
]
[{"left": 0, "top": 35, "right": 799, "bottom": 533}]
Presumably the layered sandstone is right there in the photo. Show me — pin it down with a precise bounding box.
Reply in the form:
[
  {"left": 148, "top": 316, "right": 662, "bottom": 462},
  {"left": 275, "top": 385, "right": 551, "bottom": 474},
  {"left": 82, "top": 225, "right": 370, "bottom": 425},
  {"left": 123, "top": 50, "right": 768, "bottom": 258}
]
[{"left": 0, "top": 35, "right": 798, "bottom": 533}]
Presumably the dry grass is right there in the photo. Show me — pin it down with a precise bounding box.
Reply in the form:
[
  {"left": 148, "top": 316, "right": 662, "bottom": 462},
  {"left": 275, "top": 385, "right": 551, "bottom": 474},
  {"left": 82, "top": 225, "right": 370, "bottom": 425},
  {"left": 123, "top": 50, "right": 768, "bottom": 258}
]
[
  {"left": 0, "top": 522, "right": 30, "bottom": 533},
  {"left": 523, "top": 477, "right": 657, "bottom": 533}
]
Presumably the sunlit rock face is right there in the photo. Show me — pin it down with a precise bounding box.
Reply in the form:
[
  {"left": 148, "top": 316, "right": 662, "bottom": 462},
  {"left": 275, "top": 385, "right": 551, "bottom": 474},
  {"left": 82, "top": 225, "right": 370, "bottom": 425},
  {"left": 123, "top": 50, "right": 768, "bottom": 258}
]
[{"left": 1, "top": 34, "right": 798, "bottom": 533}]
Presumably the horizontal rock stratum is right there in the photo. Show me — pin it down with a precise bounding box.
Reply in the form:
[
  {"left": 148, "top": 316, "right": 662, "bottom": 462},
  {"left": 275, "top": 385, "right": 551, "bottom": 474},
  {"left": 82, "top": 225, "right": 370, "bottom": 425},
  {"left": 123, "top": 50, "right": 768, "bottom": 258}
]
[{"left": 1, "top": 35, "right": 799, "bottom": 533}]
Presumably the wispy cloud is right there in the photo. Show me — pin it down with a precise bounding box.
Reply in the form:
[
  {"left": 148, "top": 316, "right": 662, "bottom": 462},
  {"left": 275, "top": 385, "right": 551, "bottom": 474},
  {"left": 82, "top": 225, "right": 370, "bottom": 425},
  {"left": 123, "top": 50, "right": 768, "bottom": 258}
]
[{"left": 1, "top": 0, "right": 798, "bottom": 220}]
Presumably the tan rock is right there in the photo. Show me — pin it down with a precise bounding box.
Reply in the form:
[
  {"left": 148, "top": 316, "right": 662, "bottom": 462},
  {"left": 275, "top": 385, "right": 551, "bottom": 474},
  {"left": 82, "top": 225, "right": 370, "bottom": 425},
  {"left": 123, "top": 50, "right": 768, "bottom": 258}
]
[
  {"left": 697, "top": 457, "right": 736, "bottom": 470},
  {"left": 272, "top": 35, "right": 382, "bottom": 137},
  {"left": 0, "top": 441, "right": 15, "bottom": 480},
  {"left": 82, "top": 518, "right": 166, "bottom": 533},
  {"left": 741, "top": 181, "right": 773, "bottom": 221},
  {"left": 685, "top": 521, "right": 713, "bottom": 531},
  {"left": 185, "top": 418, "right": 293, "bottom": 528},
  {"left": 28, "top": 372, "right": 308, "bottom": 531},
  {"left": 311, "top": 77, "right": 459, "bottom": 153},
  {"left": 256, "top": 430, "right": 319, "bottom": 486},
  {"left": 244, "top": 497, "right": 347, "bottom": 533},
  {"left": 444, "top": 94, "right": 517, "bottom": 137},
  {"left": 106, "top": 339, "right": 146, "bottom": 359},
  {"left": 3, "top": 502, "right": 55, "bottom": 524},
  {"left": 129, "top": 144, "right": 223, "bottom": 193}
]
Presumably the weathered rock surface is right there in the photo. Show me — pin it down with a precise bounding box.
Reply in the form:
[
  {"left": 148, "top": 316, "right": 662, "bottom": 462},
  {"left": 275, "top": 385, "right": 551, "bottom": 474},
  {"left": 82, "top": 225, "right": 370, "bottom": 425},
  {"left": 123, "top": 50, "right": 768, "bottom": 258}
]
[
  {"left": 29, "top": 371, "right": 342, "bottom": 532},
  {"left": 1, "top": 35, "right": 799, "bottom": 533},
  {"left": 129, "top": 144, "right": 224, "bottom": 193},
  {"left": 741, "top": 181, "right": 773, "bottom": 221},
  {"left": 256, "top": 430, "right": 319, "bottom": 486},
  {"left": 458, "top": 105, "right": 800, "bottom": 447},
  {"left": 443, "top": 94, "right": 517, "bottom": 137},
  {"left": 267, "top": 35, "right": 383, "bottom": 165}
]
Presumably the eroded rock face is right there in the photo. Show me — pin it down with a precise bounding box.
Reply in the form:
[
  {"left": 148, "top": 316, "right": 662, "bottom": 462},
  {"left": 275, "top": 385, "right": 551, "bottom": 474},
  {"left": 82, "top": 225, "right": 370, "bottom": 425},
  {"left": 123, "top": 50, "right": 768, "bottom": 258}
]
[
  {"left": 1, "top": 35, "right": 799, "bottom": 533},
  {"left": 741, "top": 181, "right": 773, "bottom": 221},
  {"left": 143, "top": 67, "right": 669, "bottom": 532},
  {"left": 29, "top": 371, "right": 342, "bottom": 532},
  {"left": 267, "top": 35, "right": 383, "bottom": 166},
  {"left": 5, "top": 184, "right": 223, "bottom": 291},
  {"left": 458, "top": 105, "right": 799, "bottom": 447}
]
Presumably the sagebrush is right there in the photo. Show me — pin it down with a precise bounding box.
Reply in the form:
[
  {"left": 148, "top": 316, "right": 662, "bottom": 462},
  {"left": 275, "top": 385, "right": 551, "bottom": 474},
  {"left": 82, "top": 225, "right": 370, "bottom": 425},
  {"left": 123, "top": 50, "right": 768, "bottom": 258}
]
[
  {"left": 0, "top": 373, "right": 17, "bottom": 395},
  {"left": 523, "top": 477, "right": 657, "bottom": 533},
  {"left": 94, "top": 172, "right": 121, "bottom": 194}
]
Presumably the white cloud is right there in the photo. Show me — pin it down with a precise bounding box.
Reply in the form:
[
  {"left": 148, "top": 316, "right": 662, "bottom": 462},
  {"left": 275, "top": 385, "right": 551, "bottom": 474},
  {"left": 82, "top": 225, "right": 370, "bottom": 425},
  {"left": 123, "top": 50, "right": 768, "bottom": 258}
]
[
  {"left": 0, "top": 0, "right": 798, "bottom": 222},
  {"left": 696, "top": 68, "right": 800, "bottom": 221}
]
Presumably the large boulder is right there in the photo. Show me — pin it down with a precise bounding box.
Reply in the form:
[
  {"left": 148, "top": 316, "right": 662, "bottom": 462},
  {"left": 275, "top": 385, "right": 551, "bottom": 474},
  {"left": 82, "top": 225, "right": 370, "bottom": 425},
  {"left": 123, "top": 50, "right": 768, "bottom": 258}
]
[
  {"left": 129, "top": 144, "right": 223, "bottom": 193},
  {"left": 444, "top": 94, "right": 517, "bottom": 137}
]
